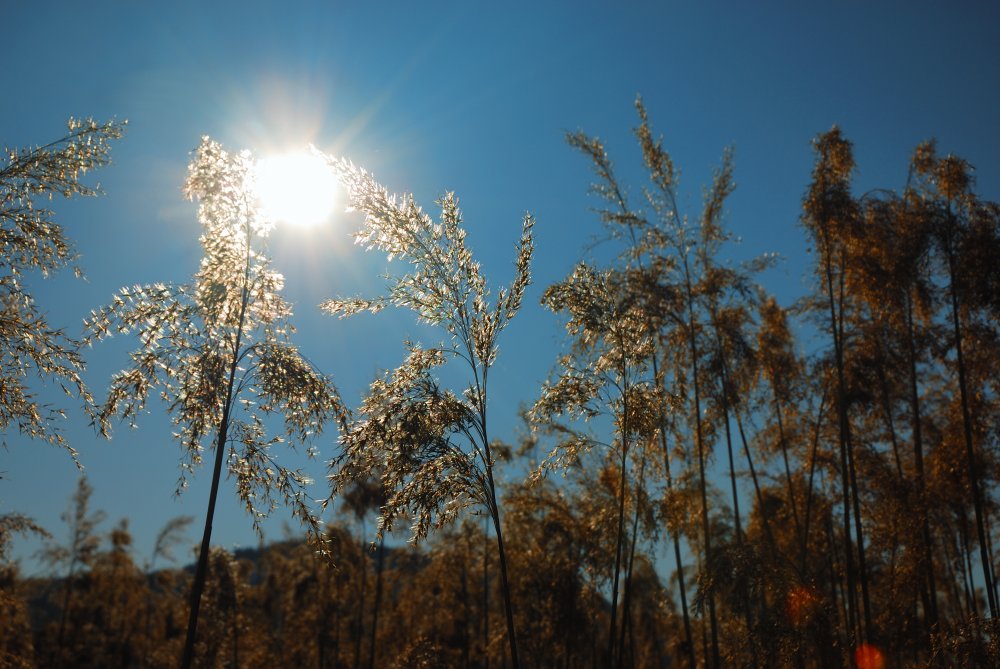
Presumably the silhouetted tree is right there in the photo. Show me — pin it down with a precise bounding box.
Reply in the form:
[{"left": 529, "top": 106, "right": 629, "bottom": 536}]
[
  {"left": 912, "top": 142, "right": 1000, "bottom": 621},
  {"left": 86, "top": 138, "right": 345, "bottom": 668},
  {"left": 1, "top": 118, "right": 124, "bottom": 456},
  {"left": 531, "top": 258, "right": 659, "bottom": 668},
  {"left": 0, "top": 513, "right": 48, "bottom": 668},
  {"left": 38, "top": 476, "right": 106, "bottom": 667},
  {"left": 802, "top": 128, "right": 875, "bottom": 652},
  {"left": 323, "top": 154, "right": 534, "bottom": 669}
]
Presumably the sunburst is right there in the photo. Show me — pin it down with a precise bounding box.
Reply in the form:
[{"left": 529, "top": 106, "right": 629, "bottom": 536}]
[{"left": 253, "top": 150, "right": 338, "bottom": 228}]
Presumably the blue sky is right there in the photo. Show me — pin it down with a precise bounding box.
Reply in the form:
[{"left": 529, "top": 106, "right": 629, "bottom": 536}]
[{"left": 3, "top": 1, "right": 998, "bottom": 571}]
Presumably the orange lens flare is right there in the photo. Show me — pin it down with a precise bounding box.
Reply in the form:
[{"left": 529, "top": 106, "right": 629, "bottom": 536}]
[{"left": 855, "top": 644, "right": 885, "bottom": 669}]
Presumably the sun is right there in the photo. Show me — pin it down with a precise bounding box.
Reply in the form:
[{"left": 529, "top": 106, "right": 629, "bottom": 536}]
[{"left": 253, "top": 150, "right": 338, "bottom": 228}]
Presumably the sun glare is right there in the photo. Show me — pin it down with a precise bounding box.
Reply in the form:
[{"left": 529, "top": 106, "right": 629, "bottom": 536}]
[{"left": 253, "top": 151, "right": 338, "bottom": 228}]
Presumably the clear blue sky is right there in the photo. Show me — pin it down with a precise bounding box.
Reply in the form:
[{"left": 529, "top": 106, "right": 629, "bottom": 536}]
[{"left": 3, "top": 1, "right": 998, "bottom": 572}]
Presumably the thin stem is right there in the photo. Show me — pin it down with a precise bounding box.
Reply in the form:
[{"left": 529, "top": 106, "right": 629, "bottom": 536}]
[
  {"left": 651, "top": 352, "right": 696, "bottom": 669},
  {"left": 180, "top": 214, "right": 254, "bottom": 669},
  {"left": 485, "top": 455, "right": 520, "bottom": 669},
  {"left": 945, "top": 230, "right": 998, "bottom": 618}
]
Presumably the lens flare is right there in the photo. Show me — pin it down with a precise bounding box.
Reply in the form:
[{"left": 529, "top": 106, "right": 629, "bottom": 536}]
[{"left": 855, "top": 643, "right": 885, "bottom": 669}]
